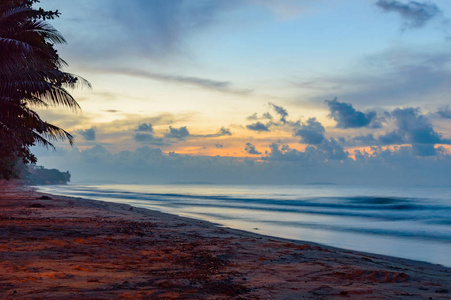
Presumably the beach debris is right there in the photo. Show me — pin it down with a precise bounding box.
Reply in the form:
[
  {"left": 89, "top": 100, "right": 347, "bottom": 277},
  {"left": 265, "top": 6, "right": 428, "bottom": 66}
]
[
  {"left": 38, "top": 195, "right": 52, "bottom": 200},
  {"left": 28, "top": 203, "right": 46, "bottom": 208}
]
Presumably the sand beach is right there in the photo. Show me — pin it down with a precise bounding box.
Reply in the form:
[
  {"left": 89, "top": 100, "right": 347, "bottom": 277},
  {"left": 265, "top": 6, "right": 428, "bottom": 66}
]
[{"left": 0, "top": 182, "right": 450, "bottom": 299}]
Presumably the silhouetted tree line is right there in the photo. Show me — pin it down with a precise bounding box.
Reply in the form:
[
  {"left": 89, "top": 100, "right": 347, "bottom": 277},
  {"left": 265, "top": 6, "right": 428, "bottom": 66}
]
[
  {"left": 0, "top": 0, "right": 88, "bottom": 179},
  {"left": 22, "top": 164, "right": 70, "bottom": 185}
]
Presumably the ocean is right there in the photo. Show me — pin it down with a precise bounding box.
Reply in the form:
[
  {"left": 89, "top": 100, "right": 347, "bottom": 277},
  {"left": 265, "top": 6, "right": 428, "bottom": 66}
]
[{"left": 37, "top": 184, "right": 451, "bottom": 267}]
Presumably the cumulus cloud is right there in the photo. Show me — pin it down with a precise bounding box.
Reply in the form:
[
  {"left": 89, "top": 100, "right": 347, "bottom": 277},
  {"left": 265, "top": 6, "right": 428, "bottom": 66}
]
[
  {"left": 246, "top": 121, "right": 270, "bottom": 132},
  {"left": 325, "top": 98, "right": 379, "bottom": 129},
  {"left": 245, "top": 143, "right": 262, "bottom": 155},
  {"left": 218, "top": 127, "right": 232, "bottom": 136},
  {"left": 265, "top": 138, "right": 348, "bottom": 162},
  {"left": 389, "top": 107, "right": 449, "bottom": 155},
  {"left": 351, "top": 134, "right": 375, "bottom": 145},
  {"left": 165, "top": 126, "right": 190, "bottom": 140},
  {"left": 247, "top": 112, "right": 273, "bottom": 121},
  {"left": 269, "top": 102, "right": 289, "bottom": 124},
  {"left": 436, "top": 106, "right": 451, "bottom": 118},
  {"left": 313, "top": 138, "right": 349, "bottom": 161},
  {"left": 77, "top": 128, "right": 96, "bottom": 141},
  {"left": 245, "top": 103, "right": 292, "bottom": 132},
  {"left": 136, "top": 123, "right": 154, "bottom": 132},
  {"left": 135, "top": 125, "right": 231, "bottom": 144},
  {"left": 190, "top": 127, "right": 232, "bottom": 138},
  {"left": 199, "top": 127, "right": 232, "bottom": 137},
  {"left": 378, "top": 131, "right": 404, "bottom": 145},
  {"left": 247, "top": 113, "right": 258, "bottom": 121},
  {"left": 350, "top": 107, "right": 450, "bottom": 155},
  {"left": 134, "top": 133, "right": 166, "bottom": 146},
  {"left": 375, "top": 0, "right": 443, "bottom": 29},
  {"left": 293, "top": 118, "right": 325, "bottom": 144}
]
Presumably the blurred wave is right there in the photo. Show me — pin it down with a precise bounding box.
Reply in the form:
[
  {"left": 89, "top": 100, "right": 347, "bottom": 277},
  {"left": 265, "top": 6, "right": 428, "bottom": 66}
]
[{"left": 38, "top": 184, "right": 451, "bottom": 266}]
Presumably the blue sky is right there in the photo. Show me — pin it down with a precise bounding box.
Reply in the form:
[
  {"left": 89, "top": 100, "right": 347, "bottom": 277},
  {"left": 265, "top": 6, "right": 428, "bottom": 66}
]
[{"left": 33, "top": 0, "right": 451, "bottom": 185}]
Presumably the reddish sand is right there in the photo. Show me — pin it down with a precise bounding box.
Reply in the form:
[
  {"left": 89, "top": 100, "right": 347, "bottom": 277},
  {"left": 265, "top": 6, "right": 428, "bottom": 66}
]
[{"left": 0, "top": 182, "right": 450, "bottom": 299}]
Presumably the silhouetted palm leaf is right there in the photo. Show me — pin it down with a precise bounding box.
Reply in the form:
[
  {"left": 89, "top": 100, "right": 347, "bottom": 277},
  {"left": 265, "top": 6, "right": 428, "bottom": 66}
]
[{"left": 0, "top": 1, "right": 89, "bottom": 178}]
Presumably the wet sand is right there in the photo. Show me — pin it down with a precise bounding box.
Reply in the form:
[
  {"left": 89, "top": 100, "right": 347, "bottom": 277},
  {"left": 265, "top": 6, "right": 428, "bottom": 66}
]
[{"left": 0, "top": 182, "right": 450, "bottom": 299}]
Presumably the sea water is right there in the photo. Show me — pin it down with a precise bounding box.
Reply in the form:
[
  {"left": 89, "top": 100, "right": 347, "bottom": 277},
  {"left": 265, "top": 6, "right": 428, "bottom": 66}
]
[{"left": 37, "top": 184, "right": 451, "bottom": 267}]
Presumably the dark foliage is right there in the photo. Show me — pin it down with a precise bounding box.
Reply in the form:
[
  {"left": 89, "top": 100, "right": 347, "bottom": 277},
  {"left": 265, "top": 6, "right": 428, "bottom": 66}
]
[
  {"left": 0, "top": 0, "right": 89, "bottom": 179},
  {"left": 23, "top": 164, "right": 71, "bottom": 185}
]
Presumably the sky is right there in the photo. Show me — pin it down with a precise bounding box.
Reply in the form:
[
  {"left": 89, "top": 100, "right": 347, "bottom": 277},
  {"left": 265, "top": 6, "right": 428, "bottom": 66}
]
[{"left": 32, "top": 0, "right": 451, "bottom": 185}]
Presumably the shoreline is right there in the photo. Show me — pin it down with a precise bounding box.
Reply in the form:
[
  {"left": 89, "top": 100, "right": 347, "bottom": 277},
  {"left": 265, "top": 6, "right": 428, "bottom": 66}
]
[
  {"left": 38, "top": 183, "right": 451, "bottom": 268},
  {"left": 1, "top": 183, "right": 450, "bottom": 299}
]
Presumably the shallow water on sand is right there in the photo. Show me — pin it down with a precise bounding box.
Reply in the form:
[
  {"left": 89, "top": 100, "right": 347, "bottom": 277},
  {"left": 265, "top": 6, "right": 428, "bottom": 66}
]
[{"left": 38, "top": 184, "right": 451, "bottom": 267}]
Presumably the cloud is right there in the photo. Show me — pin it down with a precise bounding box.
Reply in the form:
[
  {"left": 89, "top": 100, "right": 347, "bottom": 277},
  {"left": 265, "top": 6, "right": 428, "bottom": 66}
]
[
  {"left": 34, "top": 143, "right": 451, "bottom": 186},
  {"left": 186, "top": 127, "right": 233, "bottom": 138},
  {"left": 389, "top": 107, "right": 449, "bottom": 155},
  {"left": 265, "top": 143, "right": 304, "bottom": 161},
  {"left": 269, "top": 102, "right": 289, "bottom": 124},
  {"left": 246, "top": 121, "right": 270, "bottom": 132},
  {"left": 346, "top": 134, "right": 375, "bottom": 146},
  {"left": 436, "top": 106, "right": 451, "bottom": 118},
  {"left": 247, "top": 112, "right": 273, "bottom": 121},
  {"left": 325, "top": 98, "right": 378, "bottom": 129},
  {"left": 215, "top": 144, "right": 224, "bottom": 148},
  {"left": 102, "top": 109, "right": 120, "bottom": 113},
  {"left": 247, "top": 113, "right": 258, "bottom": 121},
  {"left": 218, "top": 127, "right": 232, "bottom": 136},
  {"left": 349, "top": 107, "right": 451, "bottom": 154},
  {"left": 293, "top": 118, "right": 325, "bottom": 145},
  {"left": 197, "top": 127, "right": 232, "bottom": 138},
  {"left": 134, "top": 124, "right": 231, "bottom": 144},
  {"left": 56, "top": 0, "right": 240, "bottom": 61},
  {"left": 165, "top": 126, "right": 190, "bottom": 140},
  {"left": 244, "top": 103, "right": 292, "bottom": 133},
  {"left": 262, "top": 112, "right": 273, "bottom": 120},
  {"left": 378, "top": 131, "right": 405, "bottom": 145},
  {"left": 245, "top": 143, "right": 262, "bottom": 155},
  {"left": 136, "top": 123, "right": 154, "bottom": 132},
  {"left": 55, "top": 0, "right": 323, "bottom": 63},
  {"left": 343, "top": 105, "right": 451, "bottom": 155},
  {"left": 312, "top": 138, "right": 349, "bottom": 161},
  {"left": 134, "top": 133, "right": 166, "bottom": 146},
  {"left": 77, "top": 128, "right": 96, "bottom": 141},
  {"left": 295, "top": 48, "right": 451, "bottom": 107},
  {"left": 265, "top": 138, "right": 348, "bottom": 162},
  {"left": 108, "top": 0, "right": 240, "bottom": 56},
  {"left": 375, "top": 0, "right": 443, "bottom": 29},
  {"left": 104, "top": 68, "right": 252, "bottom": 95}
]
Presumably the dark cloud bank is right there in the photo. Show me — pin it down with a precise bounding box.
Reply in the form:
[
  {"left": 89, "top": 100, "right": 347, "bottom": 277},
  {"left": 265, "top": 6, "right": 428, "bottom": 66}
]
[
  {"left": 36, "top": 143, "right": 451, "bottom": 186},
  {"left": 36, "top": 99, "right": 450, "bottom": 186}
]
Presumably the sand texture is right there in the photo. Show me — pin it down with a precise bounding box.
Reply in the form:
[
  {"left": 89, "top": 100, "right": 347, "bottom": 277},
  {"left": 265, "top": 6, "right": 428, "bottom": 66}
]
[{"left": 0, "top": 182, "right": 450, "bottom": 299}]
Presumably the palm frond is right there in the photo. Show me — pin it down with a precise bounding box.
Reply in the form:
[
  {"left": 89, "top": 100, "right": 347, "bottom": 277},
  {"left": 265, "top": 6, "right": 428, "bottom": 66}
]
[{"left": 0, "top": 78, "right": 81, "bottom": 110}]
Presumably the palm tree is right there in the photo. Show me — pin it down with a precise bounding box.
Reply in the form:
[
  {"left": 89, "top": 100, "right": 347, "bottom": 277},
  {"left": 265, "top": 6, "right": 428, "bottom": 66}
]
[{"left": 0, "top": 0, "right": 90, "bottom": 179}]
